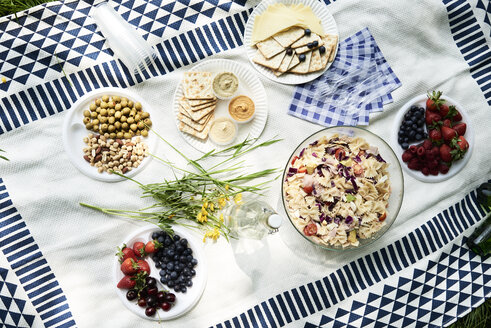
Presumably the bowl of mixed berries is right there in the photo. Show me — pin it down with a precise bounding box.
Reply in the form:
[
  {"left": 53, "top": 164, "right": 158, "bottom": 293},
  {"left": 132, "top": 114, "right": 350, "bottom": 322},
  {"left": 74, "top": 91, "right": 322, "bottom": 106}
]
[
  {"left": 114, "top": 225, "right": 207, "bottom": 320},
  {"left": 393, "top": 91, "right": 473, "bottom": 182}
]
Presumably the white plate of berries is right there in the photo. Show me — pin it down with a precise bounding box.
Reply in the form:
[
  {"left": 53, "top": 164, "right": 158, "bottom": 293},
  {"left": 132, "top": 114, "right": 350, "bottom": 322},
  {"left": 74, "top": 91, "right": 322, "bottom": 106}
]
[
  {"left": 114, "top": 225, "right": 207, "bottom": 320},
  {"left": 392, "top": 91, "right": 473, "bottom": 182}
]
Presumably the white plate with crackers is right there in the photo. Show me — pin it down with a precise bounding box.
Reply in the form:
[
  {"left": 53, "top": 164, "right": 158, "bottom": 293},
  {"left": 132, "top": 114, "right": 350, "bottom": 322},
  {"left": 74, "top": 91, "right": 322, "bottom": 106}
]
[
  {"left": 244, "top": 0, "right": 338, "bottom": 85},
  {"left": 173, "top": 59, "right": 268, "bottom": 153}
]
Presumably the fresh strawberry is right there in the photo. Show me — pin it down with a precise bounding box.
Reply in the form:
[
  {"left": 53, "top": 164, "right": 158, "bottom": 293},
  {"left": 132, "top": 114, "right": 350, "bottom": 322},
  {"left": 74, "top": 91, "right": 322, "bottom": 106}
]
[
  {"left": 450, "top": 136, "right": 469, "bottom": 160},
  {"left": 137, "top": 259, "right": 151, "bottom": 275},
  {"left": 439, "top": 163, "right": 450, "bottom": 174},
  {"left": 133, "top": 242, "right": 146, "bottom": 258},
  {"left": 121, "top": 258, "right": 139, "bottom": 275},
  {"left": 425, "top": 110, "right": 442, "bottom": 125},
  {"left": 453, "top": 122, "right": 466, "bottom": 136},
  {"left": 402, "top": 150, "right": 413, "bottom": 162},
  {"left": 429, "top": 129, "right": 442, "bottom": 143},
  {"left": 439, "top": 144, "right": 452, "bottom": 162},
  {"left": 422, "top": 139, "right": 433, "bottom": 150},
  {"left": 117, "top": 275, "right": 136, "bottom": 289},
  {"left": 116, "top": 244, "right": 137, "bottom": 264},
  {"left": 439, "top": 103, "right": 450, "bottom": 117},
  {"left": 446, "top": 105, "right": 462, "bottom": 121},
  {"left": 144, "top": 240, "right": 161, "bottom": 254},
  {"left": 456, "top": 135, "right": 469, "bottom": 150},
  {"left": 442, "top": 119, "right": 452, "bottom": 128},
  {"left": 441, "top": 126, "right": 457, "bottom": 142},
  {"left": 426, "top": 90, "right": 444, "bottom": 111}
]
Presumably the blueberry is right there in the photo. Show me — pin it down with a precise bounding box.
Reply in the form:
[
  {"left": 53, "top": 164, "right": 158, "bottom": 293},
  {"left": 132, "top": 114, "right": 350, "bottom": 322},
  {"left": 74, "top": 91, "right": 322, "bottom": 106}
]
[
  {"left": 412, "top": 124, "right": 418, "bottom": 129},
  {"left": 173, "top": 235, "right": 181, "bottom": 242},
  {"left": 186, "top": 280, "right": 193, "bottom": 287},
  {"left": 187, "top": 262, "right": 194, "bottom": 268},
  {"left": 417, "top": 127, "right": 423, "bottom": 133},
  {"left": 159, "top": 270, "right": 166, "bottom": 277},
  {"left": 286, "top": 48, "right": 293, "bottom": 56},
  {"left": 152, "top": 232, "right": 159, "bottom": 240},
  {"left": 415, "top": 134, "right": 423, "bottom": 141},
  {"left": 160, "top": 277, "right": 166, "bottom": 284},
  {"left": 402, "top": 142, "right": 409, "bottom": 150},
  {"left": 176, "top": 245, "right": 184, "bottom": 254},
  {"left": 167, "top": 262, "right": 174, "bottom": 270},
  {"left": 155, "top": 262, "right": 161, "bottom": 269},
  {"left": 157, "top": 236, "right": 165, "bottom": 243},
  {"left": 312, "top": 40, "right": 319, "bottom": 47},
  {"left": 319, "top": 46, "right": 326, "bottom": 54},
  {"left": 173, "top": 254, "right": 179, "bottom": 261},
  {"left": 152, "top": 255, "right": 158, "bottom": 261},
  {"left": 167, "top": 250, "right": 174, "bottom": 257},
  {"left": 168, "top": 280, "right": 175, "bottom": 288},
  {"left": 184, "top": 248, "right": 192, "bottom": 255},
  {"left": 164, "top": 237, "right": 172, "bottom": 246},
  {"left": 398, "top": 137, "right": 403, "bottom": 144},
  {"left": 191, "top": 258, "right": 198, "bottom": 266},
  {"left": 180, "top": 239, "right": 187, "bottom": 245},
  {"left": 180, "top": 255, "right": 187, "bottom": 263},
  {"left": 304, "top": 29, "right": 311, "bottom": 36},
  {"left": 170, "top": 271, "right": 178, "bottom": 279},
  {"left": 418, "top": 107, "right": 425, "bottom": 112},
  {"left": 410, "top": 105, "right": 418, "bottom": 112},
  {"left": 403, "top": 137, "right": 409, "bottom": 142},
  {"left": 168, "top": 244, "right": 175, "bottom": 251},
  {"left": 418, "top": 119, "right": 424, "bottom": 125},
  {"left": 307, "top": 42, "right": 314, "bottom": 49},
  {"left": 186, "top": 255, "right": 193, "bottom": 262},
  {"left": 190, "top": 269, "right": 196, "bottom": 276},
  {"left": 180, "top": 286, "right": 187, "bottom": 293},
  {"left": 299, "top": 54, "right": 306, "bottom": 62}
]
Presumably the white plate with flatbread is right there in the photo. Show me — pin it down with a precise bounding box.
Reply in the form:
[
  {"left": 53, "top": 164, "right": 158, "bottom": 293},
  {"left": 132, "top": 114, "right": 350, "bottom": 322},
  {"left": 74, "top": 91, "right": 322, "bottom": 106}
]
[
  {"left": 244, "top": 0, "right": 338, "bottom": 85},
  {"left": 173, "top": 59, "right": 268, "bottom": 153}
]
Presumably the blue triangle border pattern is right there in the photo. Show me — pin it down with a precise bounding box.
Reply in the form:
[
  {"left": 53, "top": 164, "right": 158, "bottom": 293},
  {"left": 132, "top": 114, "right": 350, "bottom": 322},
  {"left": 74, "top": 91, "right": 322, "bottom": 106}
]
[
  {"left": 0, "top": 179, "right": 76, "bottom": 327},
  {"left": 210, "top": 181, "right": 489, "bottom": 328}
]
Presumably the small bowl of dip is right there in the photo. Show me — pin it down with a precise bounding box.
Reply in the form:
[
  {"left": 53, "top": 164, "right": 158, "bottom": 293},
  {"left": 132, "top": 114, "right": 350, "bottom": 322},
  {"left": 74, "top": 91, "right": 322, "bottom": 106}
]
[
  {"left": 209, "top": 117, "right": 238, "bottom": 145},
  {"left": 212, "top": 72, "right": 239, "bottom": 100},
  {"left": 228, "top": 95, "right": 255, "bottom": 123}
]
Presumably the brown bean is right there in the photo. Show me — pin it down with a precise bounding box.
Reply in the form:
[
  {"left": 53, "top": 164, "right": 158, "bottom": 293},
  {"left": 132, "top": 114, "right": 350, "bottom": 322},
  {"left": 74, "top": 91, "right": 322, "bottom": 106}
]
[
  {"left": 95, "top": 146, "right": 102, "bottom": 155},
  {"left": 127, "top": 152, "right": 132, "bottom": 159},
  {"left": 94, "top": 154, "right": 102, "bottom": 162},
  {"left": 102, "top": 147, "right": 110, "bottom": 152},
  {"left": 125, "top": 142, "right": 135, "bottom": 147},
  {"left": 83, "top": 155, "right": 91, "bottom": 162},
  {"left": 115, "top": 139, "right": 123, "bottom": 146},
  {"left": 122, "top": 167, "right": 129, "bottom": 174}
]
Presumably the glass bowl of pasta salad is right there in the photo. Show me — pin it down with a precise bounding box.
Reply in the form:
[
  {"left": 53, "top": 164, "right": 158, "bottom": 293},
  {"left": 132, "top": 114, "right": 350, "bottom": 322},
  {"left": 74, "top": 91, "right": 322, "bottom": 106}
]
[{"left": 281, "top": 126, "right": 404, "bottom": 250}]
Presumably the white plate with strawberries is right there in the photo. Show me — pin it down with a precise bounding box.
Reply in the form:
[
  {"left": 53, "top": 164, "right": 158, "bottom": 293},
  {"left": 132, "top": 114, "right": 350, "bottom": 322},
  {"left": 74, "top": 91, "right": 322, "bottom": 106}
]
[
  {"left": 392, "top": 92, "right": 473, "bottom": 183},
  {"left": 114, "top": 225, "right": 207, "bottom": 320}
]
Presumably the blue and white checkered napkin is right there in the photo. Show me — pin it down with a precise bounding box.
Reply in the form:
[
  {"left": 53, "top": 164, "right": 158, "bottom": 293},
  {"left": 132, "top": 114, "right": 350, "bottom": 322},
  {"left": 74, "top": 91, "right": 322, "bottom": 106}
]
[{"left": 288, "top": 27, "right": 402, "bottom": 126}]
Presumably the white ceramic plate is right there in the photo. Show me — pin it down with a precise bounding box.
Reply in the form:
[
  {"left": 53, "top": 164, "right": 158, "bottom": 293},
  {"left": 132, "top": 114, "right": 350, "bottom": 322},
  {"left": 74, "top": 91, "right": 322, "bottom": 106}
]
[
  {"left": 114, "top": 225, "right": 207, "bottom": 321},
  {"left": 62, "top": 87, "right": 157, "bottom": 182},
  {"left": 244, "top": 0, "right": 338, "bottom": 85},
  {"left": 391, "top": 94, "right": 473, "bottom": 183},
  {"left": 173, "top": 59, "right": 268, "bottom": 153}
]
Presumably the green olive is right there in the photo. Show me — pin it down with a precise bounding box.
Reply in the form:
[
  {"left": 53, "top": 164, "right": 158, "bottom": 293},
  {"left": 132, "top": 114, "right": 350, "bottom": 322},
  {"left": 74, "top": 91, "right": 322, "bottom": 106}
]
[
  {"left": 135, "top": 102, "right": 142, "bottom": 110},
  {"left": 102, "top": 95, "right": 109, "bottom": 102},
  {"left": 136, "top": 130, "right": 141, "bottom": 136},
  {"left": 141, "top": 112, "right": 150, "bottom": 119},
  {"left": 134, "top": 114, "right": 141, "bottom": 122},
  {"left": 130, "top": 123, "right": 137, "bottom": 131},
  {"left": 122, "top": 107, "right": 131, "bottom": 115},
  {"left": 108, "top": 116, "right": 115, "bottom": 124},
  {"left": 92, "top": 119, "right": 99, "bottom": 125},
  {"left": 127, "top": 100, "right": 134, "bottom": 108},
  {"left": 114, "top": 121, "right": 121, "bottom": 130},
  {"left": 124, "top": 132, "right": 132, "bottom": 139},
  {"left": 100, "top": 116, "right": 107, "bottom": 124},
  {"left": 129, "top": 109, "right": 136, "bottom": 117},
  {"left": 116, "top": 131, "right": 124, "bottom": 139},
  {"left": 121, "top": 100, "right": 128, "bottom": 108},
  {"left": 96, "top": 107, "right": 101, "bottom": 113},
  {"left": 114, "top": 111, "right": 122, "bottom": 119},
  {"left": 113, "top": 96, "right": 121, "bottom": 103},
  {"left": 127, "top": 117, "right": 134, "bottom": 124},
  {"left": 108, "top": 109, "right": 115, "bottom": 116},
  {"left": 95, "top": 99, "right": 101, "bottom": 106},
  {"left": 83, "top": 117, "right": 90, "bottom": 124},
  {"left": 120, "top": 115, "right": 127, "bottom": 123},
  {"left": 108, "top": 101, "right": 115, "bottom": 109},
  {"left": 89, "top": 103, "right": 97, "bottom": 111},
  {"left": 109, "top": 132, "right": 116, "bottom": 139},
  {"left": 101, "top": 101, "right": 108, "bottom": 109},
  {"left": 83, "top": 110, "right": 90, "bottom": 117},
  {"left": 101, "top": 124, "right": 108, "bottom": 132},
  {"left": 122, "top": 122, "right": 129, "bottom": 131},
  {"left": 108, "top": 125, "right": 115, "bottom": 132},
  {"left": 137, "top": 121, "right": 145, "bottom": 130},
  {"left": 115, "top": 103, "right": 121, "bottom": 111},
  {"left": 141, "top": 129, "right": 148, "bottom": 137},
  {"left": 143, "top": 118, "right": 152, "bottom": 127},
  {"left": 85, "top": 123, "right": 93, "bottom": 130},
  {"left": 100, "top": 108, "right": 107, "bottom": 116},
  {"left": 90, "top": 112, "right": 97, "bottom": 118}
]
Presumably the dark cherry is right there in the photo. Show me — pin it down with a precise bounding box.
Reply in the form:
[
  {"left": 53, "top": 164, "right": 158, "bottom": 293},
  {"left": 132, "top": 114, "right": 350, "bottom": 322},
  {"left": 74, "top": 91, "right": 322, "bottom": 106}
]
[
  {"left": 161, "top": 302, "right": 171, "bottom": 311},
  {"left": 137, "top": 298, "right": 146, "bottom": 307},
  {"left": 157, "top": 291, "right": 166, "bottom": 303},
  {"left": 126, "top": 290, "right": 137, "bottom": 301},
  {"left": 147, "top": 287, "right": 158, "bottom": 295},
  {"left": 145, "top": 295, "right": 157, "bottom": 307},
  {"left": 165, "top": 293, "right": 176, "bottom": 303},
  {"left": 145, "top": 277, "right": 157, "bottom": 287},
  {"left": 145, "top": 307, "right": 156, "bottom": 317}
]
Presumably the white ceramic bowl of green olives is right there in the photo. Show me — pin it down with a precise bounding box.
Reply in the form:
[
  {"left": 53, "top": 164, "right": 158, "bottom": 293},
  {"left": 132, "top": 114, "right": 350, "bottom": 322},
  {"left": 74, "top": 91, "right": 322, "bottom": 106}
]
[{"left": 63, "top": 87, "right": 158, "bottom": 182}]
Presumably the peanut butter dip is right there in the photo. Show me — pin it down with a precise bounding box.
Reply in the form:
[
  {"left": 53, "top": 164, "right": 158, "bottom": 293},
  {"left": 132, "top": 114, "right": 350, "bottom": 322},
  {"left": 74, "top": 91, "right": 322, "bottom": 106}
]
[{"left": 228, "top": 95, "right": 255, "bottom": 122}]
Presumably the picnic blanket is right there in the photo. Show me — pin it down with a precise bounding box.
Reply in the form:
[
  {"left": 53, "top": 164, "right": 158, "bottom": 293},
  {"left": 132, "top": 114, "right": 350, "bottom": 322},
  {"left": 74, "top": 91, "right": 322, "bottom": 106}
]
[{"left": 0, "top": 0, "right": 490, "bottom": 327}]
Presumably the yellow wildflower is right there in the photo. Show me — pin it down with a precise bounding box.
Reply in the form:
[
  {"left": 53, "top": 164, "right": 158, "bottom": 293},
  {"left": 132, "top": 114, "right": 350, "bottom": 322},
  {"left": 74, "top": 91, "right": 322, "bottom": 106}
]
[
  {"left": 1, "top": 77, "right": 6, "bottom": 84},
  {"left": 197, "top": 211, "right": 207, "bottom": 223},
  {"left": 234, "top": 193, "right": 243, "bottom": 204},
  {"left": 219, "top": 214, "right": 224, "bottom": 222},
  {"left": 203, "top": 228, "right": 220, "bottom": 242},
  {"left": 225, "top": 185, "right": 229, "bottom": 191},
  {"left": 203, "top": 201, "right": 208, "bottom": 209},
  {"left": 218, "top": 197, "right": 226, "bottom": 208},
  {"left": 201, "top": 207, "right": 208, "bottom": 216},
  {"left": 209, "top": 203, "right": 215, "bottom": 212}
]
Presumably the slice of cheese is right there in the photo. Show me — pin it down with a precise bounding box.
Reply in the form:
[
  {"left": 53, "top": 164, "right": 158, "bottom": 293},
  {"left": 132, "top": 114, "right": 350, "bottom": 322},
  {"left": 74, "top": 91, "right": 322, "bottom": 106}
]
[{"left": 251, "top": 3, "right": 325, "bottom": 45}]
